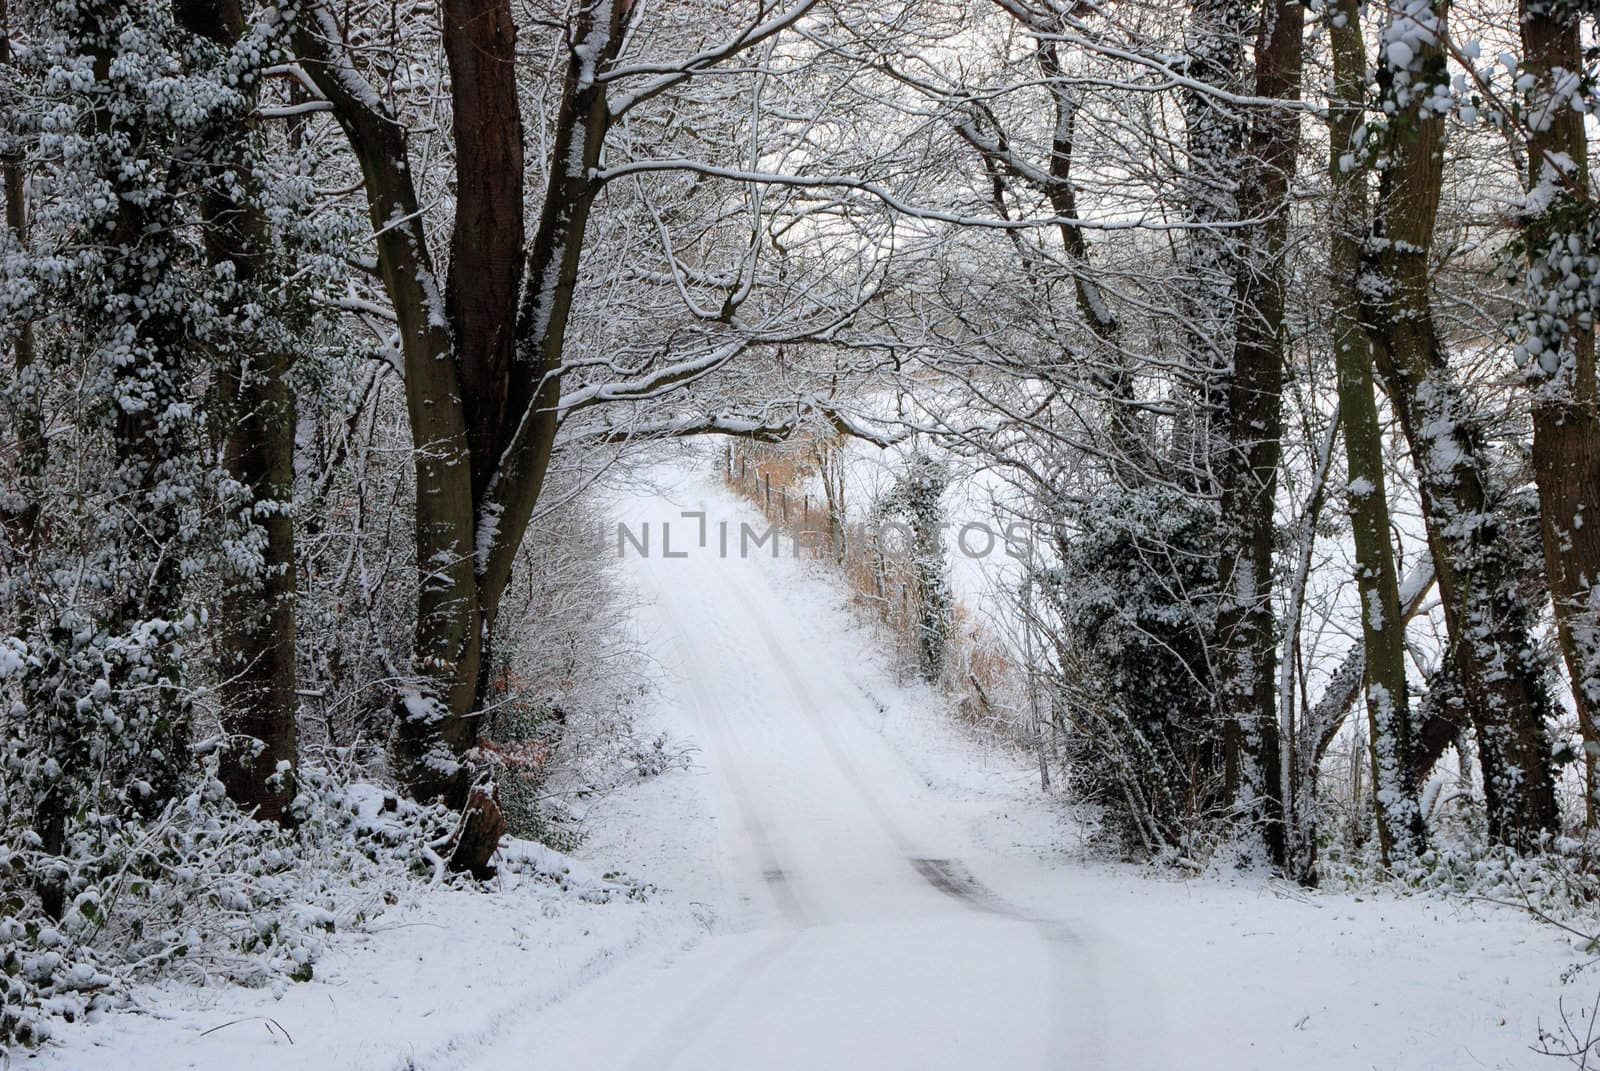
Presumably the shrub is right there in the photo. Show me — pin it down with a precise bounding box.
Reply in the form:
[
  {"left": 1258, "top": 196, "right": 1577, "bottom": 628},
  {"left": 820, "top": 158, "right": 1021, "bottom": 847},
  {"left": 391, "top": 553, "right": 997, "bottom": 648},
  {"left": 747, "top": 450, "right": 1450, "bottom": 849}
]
[{"left": 1036, "top": 483, "right": 1226, "bottom": 854}]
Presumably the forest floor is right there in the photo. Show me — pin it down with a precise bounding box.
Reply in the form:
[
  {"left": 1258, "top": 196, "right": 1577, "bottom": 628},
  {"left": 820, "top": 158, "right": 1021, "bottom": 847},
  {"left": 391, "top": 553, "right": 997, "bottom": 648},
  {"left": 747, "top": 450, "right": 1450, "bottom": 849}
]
[{"left": 40, "top": 464, "right": 1591, "bottom": 1071}]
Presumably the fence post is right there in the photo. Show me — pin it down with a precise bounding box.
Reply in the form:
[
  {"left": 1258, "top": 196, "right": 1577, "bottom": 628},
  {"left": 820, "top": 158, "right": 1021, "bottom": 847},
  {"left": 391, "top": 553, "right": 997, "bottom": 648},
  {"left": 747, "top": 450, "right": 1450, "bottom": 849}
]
[
  {"left": 740, "top": 456, "right": 747, "bottom": 481},
  {"left": 780, "top": 488, "right": 788, "bottom": 522},
  {"left": 764, "top": 472, "right": 771, "bottom": 513},
  {"left": 873, "top": 543, "right": 885, "bottom": 603},
  {"left": 1023, "top": 583, "right": 1050, "bottom": 792}
]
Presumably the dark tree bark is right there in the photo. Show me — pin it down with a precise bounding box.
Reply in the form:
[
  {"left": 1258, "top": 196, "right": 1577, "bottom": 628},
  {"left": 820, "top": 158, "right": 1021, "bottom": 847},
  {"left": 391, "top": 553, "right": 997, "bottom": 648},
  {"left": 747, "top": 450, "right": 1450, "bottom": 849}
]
[
  {"left": 214, "top": 364, "right": 299, "bottom": 822},
  {"left": 1412, "top": 662, "right": 1467, "bottom": 780},
  {"left": 177, "top": 0, "right": 300, "bottom": 824},
  {"left": 1365, "top": 0, "right": 1558, "bottom": 850},
  {"left": 1519, "top": 0, "right": 1600, "bottom": 824},
  {"left": 443, "top": 0, "right": 526, "bottom": 501},
  {"left": 1212, "top": 0, "right": 1302, "bottom": 867},
  {"left": 0, "top": 0, "right": 40, "bottom": 550}
]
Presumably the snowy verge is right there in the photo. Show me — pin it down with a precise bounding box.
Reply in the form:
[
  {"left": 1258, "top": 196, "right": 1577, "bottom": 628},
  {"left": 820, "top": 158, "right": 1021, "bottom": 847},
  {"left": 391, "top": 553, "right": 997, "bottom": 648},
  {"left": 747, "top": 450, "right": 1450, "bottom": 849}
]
[{"left": 25, "top": 819, "right": 711, "bottom": 1071}]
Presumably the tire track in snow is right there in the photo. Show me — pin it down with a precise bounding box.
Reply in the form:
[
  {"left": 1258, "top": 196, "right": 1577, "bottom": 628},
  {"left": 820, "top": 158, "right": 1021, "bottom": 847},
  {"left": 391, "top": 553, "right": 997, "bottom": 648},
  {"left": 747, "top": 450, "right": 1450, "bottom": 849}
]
[
  {"left": 655, "top": 584, "right": 814, "bottom": 929},
  {"left": 728, "top": 565, "right": 1110, "bottom": 1069},
  {"left": 620, "top": 930, "right": 800, "bottom": 1071},
  {"left": 579, "top": 575, "right": 828, "bottom": 1069},
  {"left": 635, "top": 482, "right": 1104, "bottom": 1068}
]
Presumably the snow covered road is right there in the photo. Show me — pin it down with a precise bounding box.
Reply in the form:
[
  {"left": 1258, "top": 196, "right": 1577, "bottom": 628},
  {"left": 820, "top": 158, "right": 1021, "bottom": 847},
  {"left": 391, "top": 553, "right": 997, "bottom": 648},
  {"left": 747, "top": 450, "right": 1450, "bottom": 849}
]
[
  {"left": 465, "top": 474, "right": 1120, "bottom": 1071},
  {"left": 467, "top": 469, "right": 1580, "bottom": 1071}
]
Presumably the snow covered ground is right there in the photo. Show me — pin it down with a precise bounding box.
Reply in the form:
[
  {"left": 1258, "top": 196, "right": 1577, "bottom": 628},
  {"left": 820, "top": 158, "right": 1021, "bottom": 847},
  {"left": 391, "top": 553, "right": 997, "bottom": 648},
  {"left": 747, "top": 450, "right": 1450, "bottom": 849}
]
[{"left": 40, "top": 463, "right": 1591, "bottom": 1070}]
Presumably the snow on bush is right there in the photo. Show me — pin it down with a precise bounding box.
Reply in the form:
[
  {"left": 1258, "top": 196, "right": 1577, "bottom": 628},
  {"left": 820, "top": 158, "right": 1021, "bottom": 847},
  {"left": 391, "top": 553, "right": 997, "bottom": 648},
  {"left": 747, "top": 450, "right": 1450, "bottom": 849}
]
[
  {"left": 0, "top": 762, "right": 632, "bottom": 1054},
  {"left": 1035, "top": 483, "right": 1227, "bottom": 856},
  {"left": 1318, "top": 830, "right": 1600, "bottom": 932}
]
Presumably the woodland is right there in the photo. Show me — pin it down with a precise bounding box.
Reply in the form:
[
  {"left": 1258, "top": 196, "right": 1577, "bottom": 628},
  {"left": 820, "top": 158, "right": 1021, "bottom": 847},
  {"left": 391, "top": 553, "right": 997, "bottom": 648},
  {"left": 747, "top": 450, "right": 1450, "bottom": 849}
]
[{"left": 2, "top": 0, "right": 1599, "bottom": 1055}]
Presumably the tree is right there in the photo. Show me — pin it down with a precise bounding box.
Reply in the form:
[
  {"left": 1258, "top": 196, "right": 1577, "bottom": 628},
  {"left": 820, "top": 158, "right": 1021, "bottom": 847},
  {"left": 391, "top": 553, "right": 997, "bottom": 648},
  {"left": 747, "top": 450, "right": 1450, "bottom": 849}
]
[
  {"left": 878, "top": 452, "right": 953, "bottom": 682},
  {"left": 1043, "top": 483, "right": 1225, "bottom": 854},
  {"left": 0, "top": 0, "right": 335, "bottom": 923},
  {"left": 1363, "top": 0, "right": 1558, "bottom": 850},
  {"left": 1326, "top": 0, "right": 1425, "bottom": 865},
  {"left": 1209, "top": 0, "right": 1303, "bottom": 866},
  {"left": 1514, "top": 0, "right": 1600, "bottom": 823},
  {"left": 176, "top": 0, "right": 302, "bottom": 823},
  {"left": 293, "top": 0, "right": 894, "bottom": 833}
]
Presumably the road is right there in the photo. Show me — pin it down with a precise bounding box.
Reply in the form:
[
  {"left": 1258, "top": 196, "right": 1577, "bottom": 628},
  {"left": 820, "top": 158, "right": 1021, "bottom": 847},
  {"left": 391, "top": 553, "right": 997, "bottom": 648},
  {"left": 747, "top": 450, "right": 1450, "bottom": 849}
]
[
  {"left": 461, "top": 472, "right": 1567, "bottom": 1071},
  {"left": 471, "top": 476, "right": 1112, "bottom": 1070}
]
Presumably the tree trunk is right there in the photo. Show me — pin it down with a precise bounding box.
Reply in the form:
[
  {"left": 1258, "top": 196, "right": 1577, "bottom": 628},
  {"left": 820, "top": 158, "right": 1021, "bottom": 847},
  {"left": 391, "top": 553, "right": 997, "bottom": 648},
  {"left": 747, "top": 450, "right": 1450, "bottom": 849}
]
[
  {"left": 298, "top": 0, "right": 635, "bottom": 818},
  {"left": 1518, "top": 0, "right": 1600, "bottom": 824},
  {"left": 216, "top": 366, "right": 299, "bottom": 821},
  {"left": 89, "top": 5, "right": 193, "bottom": 809},
  {"left": 1213, "top": 0, "right": 1301, "bottom": 867},
  {"left": 0, "top": 0, "right": 40, "bottom": 550},
  {"left": 299, "top": 8, "right": 482, "bottom": 804},
  {"left": 1326, "top": 0, "right": 1425, "bottom": 866},
  {"left": 443, "top": 0, "right": 526, "bottom": 501},
  {"left": 178, "top": 0, "right": 300, "bottom": 824},
  {"left": 1177, "top": 0, "right": 1247, "bottom": 483},
  {"left": 1365, "top": 0, "right": 1558, "bottom": 850}
]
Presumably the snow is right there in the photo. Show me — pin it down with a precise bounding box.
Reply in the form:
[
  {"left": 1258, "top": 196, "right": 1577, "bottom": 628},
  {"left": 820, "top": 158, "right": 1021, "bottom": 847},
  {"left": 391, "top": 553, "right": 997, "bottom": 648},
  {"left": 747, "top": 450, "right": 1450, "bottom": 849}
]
[
  {"left": 473, "top": 500, "right": 505, "bottom": 573},
  {"left": 37, "top": 463, "right": 1588, "bottom": 1070},
  {"left": 475, "top": 466, "right": 1584, "bottom": 1071}
]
